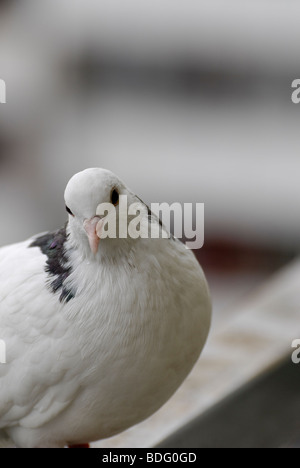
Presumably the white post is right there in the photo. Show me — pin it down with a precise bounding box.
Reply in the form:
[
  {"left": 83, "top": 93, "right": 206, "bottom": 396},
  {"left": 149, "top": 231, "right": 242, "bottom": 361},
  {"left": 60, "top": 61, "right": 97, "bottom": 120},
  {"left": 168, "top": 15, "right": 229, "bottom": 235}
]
[{"left": 0, "top": 79, "right": 6, "bottom": 104}]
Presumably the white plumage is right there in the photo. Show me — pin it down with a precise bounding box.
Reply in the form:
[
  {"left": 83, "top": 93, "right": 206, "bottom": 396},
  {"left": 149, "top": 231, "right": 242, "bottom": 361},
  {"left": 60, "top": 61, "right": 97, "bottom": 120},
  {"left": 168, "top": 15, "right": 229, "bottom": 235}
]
[{"left": 0, "top": 168, "right": 211, "bottom": 448}]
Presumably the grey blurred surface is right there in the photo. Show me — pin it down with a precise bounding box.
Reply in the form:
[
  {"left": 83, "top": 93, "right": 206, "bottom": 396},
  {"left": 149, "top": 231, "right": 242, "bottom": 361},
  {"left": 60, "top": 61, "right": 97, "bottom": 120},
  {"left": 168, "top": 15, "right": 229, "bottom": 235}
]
[{"left": 156, "top": 359, "right": 300, "bottom": 448}]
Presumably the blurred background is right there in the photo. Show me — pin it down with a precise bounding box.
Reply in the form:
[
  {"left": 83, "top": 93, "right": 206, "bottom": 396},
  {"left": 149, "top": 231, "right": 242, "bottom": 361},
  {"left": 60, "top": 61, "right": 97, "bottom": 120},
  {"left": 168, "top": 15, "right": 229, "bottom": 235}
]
[{"left": 0, "top": 0, "right": 299, "bottom": 447}]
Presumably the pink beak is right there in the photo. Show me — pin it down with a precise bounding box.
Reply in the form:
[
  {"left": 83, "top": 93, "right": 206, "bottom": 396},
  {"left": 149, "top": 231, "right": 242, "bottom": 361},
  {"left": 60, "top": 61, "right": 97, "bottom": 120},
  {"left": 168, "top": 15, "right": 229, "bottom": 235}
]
[{"left": 83, "top": 216, "right": 105, "bottom": 255}]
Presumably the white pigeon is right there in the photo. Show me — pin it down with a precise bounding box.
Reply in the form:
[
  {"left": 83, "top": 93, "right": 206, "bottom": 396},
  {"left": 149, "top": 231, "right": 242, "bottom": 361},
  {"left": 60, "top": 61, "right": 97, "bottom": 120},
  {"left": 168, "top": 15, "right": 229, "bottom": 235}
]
[{"left": 0, "top": 168, "right": 211, "bottom": 448}]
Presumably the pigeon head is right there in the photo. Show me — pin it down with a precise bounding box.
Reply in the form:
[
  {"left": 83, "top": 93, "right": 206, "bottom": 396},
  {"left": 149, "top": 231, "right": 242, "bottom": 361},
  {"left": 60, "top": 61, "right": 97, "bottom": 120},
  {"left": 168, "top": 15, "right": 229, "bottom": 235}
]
[{"left": 64, "top": 168, "right": 140, "bottom": 256}]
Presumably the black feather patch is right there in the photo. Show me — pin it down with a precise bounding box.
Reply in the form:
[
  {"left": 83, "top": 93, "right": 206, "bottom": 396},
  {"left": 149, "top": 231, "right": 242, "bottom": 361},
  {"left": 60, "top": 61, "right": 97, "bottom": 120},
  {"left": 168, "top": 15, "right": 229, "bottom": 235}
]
[{"left": 29, "top": 223, "right": 75, "bottom": 303}]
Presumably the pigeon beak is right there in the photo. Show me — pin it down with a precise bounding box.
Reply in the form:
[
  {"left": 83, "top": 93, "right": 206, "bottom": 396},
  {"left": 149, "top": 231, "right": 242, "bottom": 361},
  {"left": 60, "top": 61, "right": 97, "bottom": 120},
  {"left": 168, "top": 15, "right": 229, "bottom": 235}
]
[{"left": 83, "top": 216, "right": 105, "bottom": 255}]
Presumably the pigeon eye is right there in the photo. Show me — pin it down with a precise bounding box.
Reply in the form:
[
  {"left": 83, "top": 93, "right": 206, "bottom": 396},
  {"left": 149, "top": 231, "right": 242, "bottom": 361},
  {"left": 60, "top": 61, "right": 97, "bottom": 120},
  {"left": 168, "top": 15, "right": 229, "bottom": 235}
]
[
  {"left": 66, "top": 206, "right": 74, "bottom": 217},
  {"left": 111, "top": 188, "right": 119, "bottom": 206}
]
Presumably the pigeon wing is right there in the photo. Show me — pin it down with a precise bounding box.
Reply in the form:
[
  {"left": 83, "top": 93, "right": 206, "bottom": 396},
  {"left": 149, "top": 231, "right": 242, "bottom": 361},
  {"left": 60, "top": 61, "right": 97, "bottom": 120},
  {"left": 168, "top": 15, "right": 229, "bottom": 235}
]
[{"left": 0, "top": 236, "right": 81, "bottom": 431}]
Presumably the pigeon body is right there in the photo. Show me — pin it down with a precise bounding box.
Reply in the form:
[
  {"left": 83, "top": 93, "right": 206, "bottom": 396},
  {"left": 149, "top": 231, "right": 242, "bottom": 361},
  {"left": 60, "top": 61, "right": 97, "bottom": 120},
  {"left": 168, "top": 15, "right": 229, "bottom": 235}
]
[{"left": 0, "top": 168, "right": 211, "bottom": 448}]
